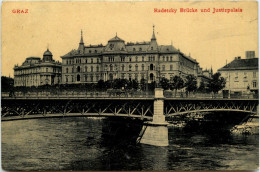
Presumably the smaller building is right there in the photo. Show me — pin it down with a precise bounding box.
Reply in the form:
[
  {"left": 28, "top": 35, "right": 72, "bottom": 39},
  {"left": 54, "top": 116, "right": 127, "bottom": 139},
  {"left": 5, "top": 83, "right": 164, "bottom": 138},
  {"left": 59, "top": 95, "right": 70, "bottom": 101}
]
[
  {"left": 14, "top": 49, "right": 62, "bottom": 87},
  {"left": 218, "top": 51, "right": 258, "bottom": 94}
]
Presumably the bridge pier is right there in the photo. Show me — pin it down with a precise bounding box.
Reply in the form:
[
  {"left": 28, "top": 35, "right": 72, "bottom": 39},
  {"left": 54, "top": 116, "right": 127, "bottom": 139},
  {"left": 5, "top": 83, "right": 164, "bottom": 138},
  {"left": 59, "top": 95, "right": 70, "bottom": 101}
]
[{"left": 140, "top": 88, "right": 169, "bottom": 146}]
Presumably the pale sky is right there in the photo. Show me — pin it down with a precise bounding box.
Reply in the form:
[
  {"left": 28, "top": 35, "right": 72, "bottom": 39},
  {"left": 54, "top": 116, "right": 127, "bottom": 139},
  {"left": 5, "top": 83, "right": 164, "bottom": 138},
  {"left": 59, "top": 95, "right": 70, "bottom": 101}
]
[{"left": 1, "top": 1, "right": 258, "bottom": 77}]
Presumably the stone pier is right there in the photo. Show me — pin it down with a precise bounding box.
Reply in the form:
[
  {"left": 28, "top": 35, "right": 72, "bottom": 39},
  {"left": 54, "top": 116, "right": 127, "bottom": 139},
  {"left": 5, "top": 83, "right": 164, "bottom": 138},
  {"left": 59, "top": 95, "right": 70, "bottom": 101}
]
[{"left": 140, "top": 88, "right": 169, "bottom": 146}]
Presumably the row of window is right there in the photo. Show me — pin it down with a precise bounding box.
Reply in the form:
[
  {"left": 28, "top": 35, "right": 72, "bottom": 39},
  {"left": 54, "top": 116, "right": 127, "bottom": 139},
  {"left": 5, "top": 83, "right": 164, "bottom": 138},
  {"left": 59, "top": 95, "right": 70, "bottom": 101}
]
[
  {"left": 225, "top": 71, "right": 257, "bottom": 78},
  {"left": 65, "top": 64, "right": 175, "bottom": 73},
  {"left": 66, "top": 55, "right": 175, "bottom": 64}
]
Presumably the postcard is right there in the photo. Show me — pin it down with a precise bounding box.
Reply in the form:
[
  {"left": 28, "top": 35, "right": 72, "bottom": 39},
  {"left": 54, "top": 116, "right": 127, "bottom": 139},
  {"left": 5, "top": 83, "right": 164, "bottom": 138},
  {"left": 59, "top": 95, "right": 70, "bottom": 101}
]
[{"left": 1, "top": 1, "right": 259, "bottom": 171}]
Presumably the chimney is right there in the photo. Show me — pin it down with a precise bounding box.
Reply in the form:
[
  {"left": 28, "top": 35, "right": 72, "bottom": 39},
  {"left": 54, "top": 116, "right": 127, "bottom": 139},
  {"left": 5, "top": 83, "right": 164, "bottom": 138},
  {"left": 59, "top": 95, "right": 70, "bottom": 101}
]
[{"left": 246, "top": 51, "right": 255, "bottom": 59}]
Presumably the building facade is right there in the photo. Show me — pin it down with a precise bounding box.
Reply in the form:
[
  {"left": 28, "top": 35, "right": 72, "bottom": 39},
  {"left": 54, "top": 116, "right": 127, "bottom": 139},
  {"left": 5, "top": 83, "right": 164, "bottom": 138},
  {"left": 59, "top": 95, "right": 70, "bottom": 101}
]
[
  {"left": 14, "top": 49, "right": 62, "bottom": 87},
  {"left": 61, "top": 28, "right": 200, "bottom": 84},
  {"left": 218, "top": 51, "right": 258, "bottom": 94}
]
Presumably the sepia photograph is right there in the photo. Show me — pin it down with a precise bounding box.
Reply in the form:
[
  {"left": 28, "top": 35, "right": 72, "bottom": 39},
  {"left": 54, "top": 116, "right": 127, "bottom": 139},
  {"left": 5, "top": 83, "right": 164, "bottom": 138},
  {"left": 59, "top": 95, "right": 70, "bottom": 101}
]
[{"left": 1, "top": 1, "right": 259, "bottom": 171}]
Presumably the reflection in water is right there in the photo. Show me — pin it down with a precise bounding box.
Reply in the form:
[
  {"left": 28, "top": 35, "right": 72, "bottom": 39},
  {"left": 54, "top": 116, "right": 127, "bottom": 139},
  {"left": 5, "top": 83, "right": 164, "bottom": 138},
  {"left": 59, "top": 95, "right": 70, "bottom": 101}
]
[{"left": 2, "top": 116, "right": 259, "bottom": 171}]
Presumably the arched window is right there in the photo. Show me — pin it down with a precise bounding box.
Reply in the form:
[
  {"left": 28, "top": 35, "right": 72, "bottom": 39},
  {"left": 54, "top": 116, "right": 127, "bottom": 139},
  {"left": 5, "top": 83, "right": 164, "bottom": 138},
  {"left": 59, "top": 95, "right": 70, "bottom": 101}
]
[
  {"left": 150, "top": 73, "right": 154, "bottom": 81},
  {"left": 162, "top": 65, "right": 165, "bottom": 71},
  {"left": 77, "top": 66, "right": 80, "bottom": 72},
  {"left": 150, "top": 64, "right": 154, "bottom": 71},
  {"left": 77, "top": 74, "right": 80, "bottom": 81},
  {"left": 110, "top": 64, "right": 113, "bottom": 71},
  {"left": 135, "top": 64, "right": 138, "bottom": 71}
]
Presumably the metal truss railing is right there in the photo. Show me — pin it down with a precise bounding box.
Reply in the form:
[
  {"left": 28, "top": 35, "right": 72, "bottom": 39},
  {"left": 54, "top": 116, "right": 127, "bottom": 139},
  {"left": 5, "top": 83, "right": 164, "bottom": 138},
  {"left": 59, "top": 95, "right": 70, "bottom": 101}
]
[
  {"left": 1, "top": 99, "right": 154, "bottom": 121},
  {"left": 164, "top": 100, "right": 258, "bottom": 117}
]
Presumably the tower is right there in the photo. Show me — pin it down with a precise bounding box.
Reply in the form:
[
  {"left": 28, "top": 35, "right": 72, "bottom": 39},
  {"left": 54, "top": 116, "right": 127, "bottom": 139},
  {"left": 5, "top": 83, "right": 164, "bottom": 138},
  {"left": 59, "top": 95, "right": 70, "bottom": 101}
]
[{"left": 78, "top": 30, "right": 85, "bottom": 54}]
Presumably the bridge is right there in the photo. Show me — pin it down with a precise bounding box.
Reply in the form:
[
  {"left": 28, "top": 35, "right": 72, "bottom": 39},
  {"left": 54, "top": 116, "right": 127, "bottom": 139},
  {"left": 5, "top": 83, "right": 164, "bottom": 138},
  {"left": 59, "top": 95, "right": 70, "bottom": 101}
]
[{"left": 1, "top": 89, "right": 258, "bottom": 146}]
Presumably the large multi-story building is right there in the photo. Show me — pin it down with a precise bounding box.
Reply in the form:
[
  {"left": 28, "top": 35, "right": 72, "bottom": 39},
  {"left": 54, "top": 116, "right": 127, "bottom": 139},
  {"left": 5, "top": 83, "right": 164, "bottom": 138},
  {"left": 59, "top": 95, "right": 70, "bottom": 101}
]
[
  {"left": 14, "top": 49, "right": 62, "bottom": 87},
  {"left": 218, "top": 51, "right": 258, "bottom": 94},
  {"left": 61, "top": 27, "right": 200, "bottom": 84}
]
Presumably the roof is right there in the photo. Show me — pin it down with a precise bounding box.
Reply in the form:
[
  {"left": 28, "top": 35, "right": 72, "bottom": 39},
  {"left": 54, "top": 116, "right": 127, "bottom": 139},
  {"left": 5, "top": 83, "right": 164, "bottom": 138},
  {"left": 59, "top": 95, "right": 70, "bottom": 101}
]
[
  {"left": 26, "top": 57, "right": 41, "bottom": 60},
  {"left": 108, "top": 35, "right": 124, "bottom": 42},
  {"left": 159, "top": 45, "right": 178, "bottom": 53},
  {"left": 218, "top": 58, "right": 258, "bottom": 71},
  {"left": 43, "top": 49, "right": 52, "bottom": 56}
]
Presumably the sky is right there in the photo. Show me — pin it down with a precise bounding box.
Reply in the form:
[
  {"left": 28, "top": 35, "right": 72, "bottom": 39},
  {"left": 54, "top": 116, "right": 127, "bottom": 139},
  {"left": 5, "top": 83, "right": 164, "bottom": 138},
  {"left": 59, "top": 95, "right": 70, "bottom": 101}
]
[{"left": 1, "top": 1, "right": 258, "bottom": 77}]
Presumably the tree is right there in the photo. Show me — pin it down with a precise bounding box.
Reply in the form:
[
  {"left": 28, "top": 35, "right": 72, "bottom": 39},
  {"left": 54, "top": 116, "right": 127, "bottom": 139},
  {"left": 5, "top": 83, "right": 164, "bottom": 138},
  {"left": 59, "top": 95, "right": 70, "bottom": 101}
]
[
  {"left": 208, "top": 72, "right": 226, "bottom": 94},
  {"left": 130, "top": 79, "right": 139, "bottom": 90},
  {"left": 185, "top": 74, "right": 197, "bottom": 94},
  {"left": 140, "top": 78, "right": 146, "bottom": 91},
  {"left": 1, "top": 76, "right": 14, "bottom": 92},
  {"left": 198, "top": 81, "right": 206, "bottom": 93},
  {"left": 170, "top": 75, "right": 184, "bottom": 96},
  {"left": 160, "top": 77, "right": 170, "bottom": 90},
  {"left": 97, "top": 80, "right": 105, "bottom": 90}
]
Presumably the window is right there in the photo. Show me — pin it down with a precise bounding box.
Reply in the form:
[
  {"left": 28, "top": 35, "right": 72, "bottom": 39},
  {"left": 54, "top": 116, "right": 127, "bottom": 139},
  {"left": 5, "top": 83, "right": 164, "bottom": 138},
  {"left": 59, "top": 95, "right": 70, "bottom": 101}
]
[
  {"left": 95, "top": 50, "right": 97, "bottom": 53},
  {"left": 253, "top": 72, "right": 256, "bottom": 78},
  {"left": 253, "top": 81, "right": 257, "bottom": 88},
  {"left": 77, "top": 74, "right": 80, "bottom": 81},
  {"left": 151, "top": 47, "right": 153, "bottom": 50},
  {"left": 129, "top": 65, "right": 132, "bottom": 71},
  {"left": 167, "top": 56, "right": 169, "bottom": 61},
  {"left": 136, "top": 56, "right": 138, "bottom": 62},
  {"left": 142, "top": 56, "right": 144, "bottom": 62},
  {"left": 129, "top": 57, "right": 132, "bottom": 62},
  {"left": 142, "top": 64, "right": 144, "bottom": 71},
  {"left": 66, "top": 76, "right": 68, "bottom": 82},
  {"left": 133, "top": 48, "right": 136, "bottom": 51},
  {"left": 66, "top": 60, "right": 68, "bottom": 65},
  {"left": 139, "top": 48, "right": 142, "bottom": 51},
  {"left": 96, "top": 75, "right": 99, "bottom": 81},
  {"left": 170, "top": 65, "right": 173, "bottom": 71},
  {"left": 66, "top": 68, "right": 69, "bottom": 73},
  {"left": 170, "top": 56, "right": 173, "bottom": 61},
  {"left": 71, "top": 75, "right": 74, "bottom": 82},
  {"left": 135, "top": 64, "right": 138, "bottom": 71},
  {"left": 91, "top": 66, "right": 93, "bottom": 72},
  {"left": 77, "top": 66, "right": 80, "bottom": 72},
  {"left": 89, "top": 50, "right": 91, "bottom": 53},
  {"left": 85, "top": 66, "right": 87, "bottom": 72},
  {"left": 121, "top": 73, "right": 125, "bottom": 79},
  {"left": 97, "top": 59, "right": 99, "bottom": 63},
  {"left": 85, "top": 75, "right": 88, "bottom": 81},
  {"left": 96, "top": 66, "right": 99, "bottom": 72},
  {"left": 135, "top": 74, "right": 138, "bottom": 80},
  {"left": 150, "top": 64, "right": 154, "bottom": 71},
  {"left": 110, "top": 64, "right": 113, "bottom": 71},
  {"left": 121, "top": 56, "right": 125, "bottom": 62},
  {"left": 122, "top": 65, "right": 125, "bottom": 71},
  {"left": 90, "top": 75, "right": 93, "bottom": 82},
  {"left": 46, "top": 68, "right": 48, "bottom": 72},
  {"left": 163, "top": 56, "right": 165, "bottom": 61},
  {"left": 91, "top": 58, "right": 93, "bottom": 63},
  {"left": 162, "top": 65, "right": 165, "bottom": 71},
  {"left": 86, "top": 59, "right": 88, "bottom": 63}
]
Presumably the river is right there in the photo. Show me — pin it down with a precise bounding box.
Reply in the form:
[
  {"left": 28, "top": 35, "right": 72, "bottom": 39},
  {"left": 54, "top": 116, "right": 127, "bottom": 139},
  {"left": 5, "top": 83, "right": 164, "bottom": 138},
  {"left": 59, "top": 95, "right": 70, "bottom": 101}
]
[{"left": 2, "top": 117, "right": 258, "bottom": 170}]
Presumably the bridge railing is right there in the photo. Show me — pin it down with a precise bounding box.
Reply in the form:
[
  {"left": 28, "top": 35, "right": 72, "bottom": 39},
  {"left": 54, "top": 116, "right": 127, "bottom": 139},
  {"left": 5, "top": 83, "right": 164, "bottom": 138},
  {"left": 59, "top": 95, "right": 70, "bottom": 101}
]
[
  {"left": 2, "top": 90, "right": 155, "bottom": 98},
  {"left": 163, "top": 91, "right": 257, "bottom": 99}
]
